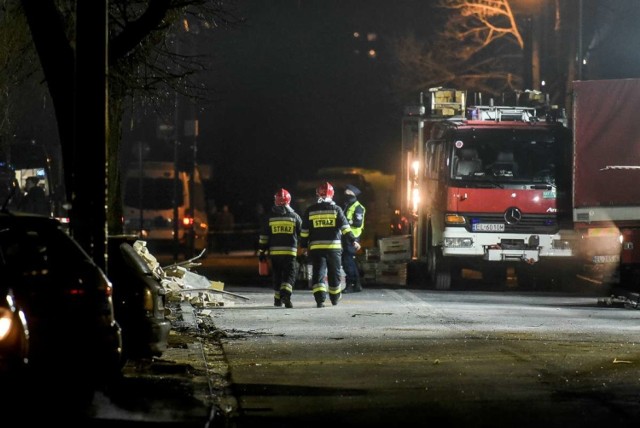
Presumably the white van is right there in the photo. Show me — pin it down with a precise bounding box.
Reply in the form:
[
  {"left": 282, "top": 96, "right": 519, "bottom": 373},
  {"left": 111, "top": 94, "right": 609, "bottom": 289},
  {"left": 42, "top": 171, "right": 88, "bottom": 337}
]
[{"left": 122, "top": 161, "right": 208, "bottom": 256}]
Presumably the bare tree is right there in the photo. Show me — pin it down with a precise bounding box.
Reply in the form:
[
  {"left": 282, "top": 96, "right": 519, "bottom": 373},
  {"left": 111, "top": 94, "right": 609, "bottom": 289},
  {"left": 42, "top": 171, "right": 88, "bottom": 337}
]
[
  {"left": 105, "top": 2, "right": 241, "bottom": 238},
  {"left": 17, "top": 0, "right": 241, "bottom": 263},
  {"left": 442, "top": 0, "right": 523, "bottom": 50},
  {"left": 390, "top": 0, "right": 526, "bottom": 103},
  {"left": 0, "top": 2, "right": 41, "bottom": 154}
]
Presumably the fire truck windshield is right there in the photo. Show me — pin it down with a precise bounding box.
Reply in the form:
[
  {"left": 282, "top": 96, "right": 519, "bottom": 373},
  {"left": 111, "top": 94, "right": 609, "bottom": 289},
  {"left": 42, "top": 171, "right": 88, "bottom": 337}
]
[{"left": 449, "top": 130, "right": 567, "bottom": 186}]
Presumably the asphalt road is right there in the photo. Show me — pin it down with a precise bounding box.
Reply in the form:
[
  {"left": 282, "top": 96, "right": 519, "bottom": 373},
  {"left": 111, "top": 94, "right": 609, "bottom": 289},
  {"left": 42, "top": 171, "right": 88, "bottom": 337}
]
[
  {"left": 37, "top": 251, "right": 638, "bottom": 428},
  {"left": 191, "top": 253, "right": 640, "bottom": 428}
]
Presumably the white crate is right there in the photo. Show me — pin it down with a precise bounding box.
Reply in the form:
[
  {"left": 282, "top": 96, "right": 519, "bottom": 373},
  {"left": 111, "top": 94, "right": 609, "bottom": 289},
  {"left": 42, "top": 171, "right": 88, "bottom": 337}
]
[
  {"left": 378, "top": 235, "right": 411, "bottom": 262},
  {"left": 365, "top": 247, "right": 380, "bottom": 261},
  {"left": 375, "top": 261, "right": 408, "bottom": 275},
  {"left": 375, "top": 261, "right": 407, "bottom": 285},
  {"left": 361, "top": 261, "right": 378, "bottom": 275}
]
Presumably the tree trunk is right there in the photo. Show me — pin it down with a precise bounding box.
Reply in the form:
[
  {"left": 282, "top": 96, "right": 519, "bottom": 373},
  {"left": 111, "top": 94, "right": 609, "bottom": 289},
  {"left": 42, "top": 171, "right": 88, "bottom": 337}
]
[
  {"left": 108, "top": 89, "right": 124, "bottom": 236},
  {"left": 20, "top": 0, "right": 75, "bottom": 204},
  {"left": 73, "top": 0, "right": 108, "bottom": 269}
]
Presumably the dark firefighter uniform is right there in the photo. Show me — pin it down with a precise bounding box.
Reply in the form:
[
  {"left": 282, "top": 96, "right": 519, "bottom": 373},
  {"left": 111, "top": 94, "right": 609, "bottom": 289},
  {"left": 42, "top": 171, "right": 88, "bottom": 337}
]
[
  {"left": 258, "top": 202, "right": 302, "bottom": 308},
  {"left": 300, "top": 184, "right": 357, "bottom": 308},
  {"left": 342, "top": 184, "right": 366, "bottom": 293}
]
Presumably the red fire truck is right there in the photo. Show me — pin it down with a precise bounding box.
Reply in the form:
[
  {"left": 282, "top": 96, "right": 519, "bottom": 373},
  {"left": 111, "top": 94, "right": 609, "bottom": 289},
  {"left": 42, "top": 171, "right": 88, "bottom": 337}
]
[{"left": 400, "top": 88, "right": 574, "bottom": 289}]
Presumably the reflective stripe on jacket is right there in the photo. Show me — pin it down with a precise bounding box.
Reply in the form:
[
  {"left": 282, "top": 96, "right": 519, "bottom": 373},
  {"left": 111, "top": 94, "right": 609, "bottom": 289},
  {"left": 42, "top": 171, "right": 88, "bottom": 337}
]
[
  {"left": 258, "top": 205, "right": 302, "bottom": 257},
  {"left": 300, "top": 200, "right": 354, "bottom": 251}
]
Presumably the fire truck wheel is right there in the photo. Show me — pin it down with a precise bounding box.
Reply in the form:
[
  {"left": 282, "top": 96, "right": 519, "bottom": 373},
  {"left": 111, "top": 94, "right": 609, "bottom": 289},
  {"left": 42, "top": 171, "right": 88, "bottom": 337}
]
[
  {"left": 434, "top": 252, "right": 452, "bottom": 290},
  {"left": 427, "top": 250, "right": 437, "bottom": 285},
  {"left": 426, "top": 247, "right": 452, "bottom": 290},
  {"left": 435, "top": 270, "right": 451, "bottom": 290}
]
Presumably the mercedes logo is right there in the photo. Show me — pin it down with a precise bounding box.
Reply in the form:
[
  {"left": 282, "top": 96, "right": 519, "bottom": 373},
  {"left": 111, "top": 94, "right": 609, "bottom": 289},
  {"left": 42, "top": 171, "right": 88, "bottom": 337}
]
[{"left": 504, "top": 207, "right": 522, "bottom": 224}]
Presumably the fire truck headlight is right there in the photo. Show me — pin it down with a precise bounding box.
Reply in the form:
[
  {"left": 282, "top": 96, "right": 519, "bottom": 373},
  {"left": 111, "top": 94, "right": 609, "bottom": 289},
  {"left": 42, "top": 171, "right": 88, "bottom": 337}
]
[
  {"left": 552, "top": 239, "right": 572, "bottom": 250},
  {"left": 444, "top": 237, "right": 473, "bottom": 248}
]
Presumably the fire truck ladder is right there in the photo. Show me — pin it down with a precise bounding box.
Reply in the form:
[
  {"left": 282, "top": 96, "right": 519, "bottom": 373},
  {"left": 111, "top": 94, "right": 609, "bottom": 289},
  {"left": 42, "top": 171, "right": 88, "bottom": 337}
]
[{"left": 468, "top": 105, "right": 539, "bottom": 122}]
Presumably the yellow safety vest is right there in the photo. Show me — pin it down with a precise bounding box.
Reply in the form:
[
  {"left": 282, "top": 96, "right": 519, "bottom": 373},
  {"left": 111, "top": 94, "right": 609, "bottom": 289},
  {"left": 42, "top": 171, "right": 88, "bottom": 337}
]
[{"left": 345, "top": 201, "right": 365, "bottom": 238}]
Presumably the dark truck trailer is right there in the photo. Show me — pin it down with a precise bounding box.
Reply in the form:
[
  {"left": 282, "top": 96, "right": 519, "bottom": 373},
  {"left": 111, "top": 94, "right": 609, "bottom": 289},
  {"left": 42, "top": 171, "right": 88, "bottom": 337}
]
[{"left": 572, "top": 79, "right": 640, "bottom": 291}]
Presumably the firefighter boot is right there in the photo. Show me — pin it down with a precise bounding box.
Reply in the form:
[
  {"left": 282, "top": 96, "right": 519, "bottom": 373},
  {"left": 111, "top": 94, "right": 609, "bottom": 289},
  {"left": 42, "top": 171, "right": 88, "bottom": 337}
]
[
  {"left": 330, "top": 293, "right": 342, "bottom": 306},
  {"left": 315, "top": 291, "right": 326, "bottom": 308},
  {"left": 353, "top": 280, "right": 363, "bottom": 293},
  {"left": 342, "top": 283, "right": 356, "bottom": 294},
  {"left": 282, "top": 294, "right": 293, "bottom": 309},
  {"left": 274, "top": 298, "right": 283, "bottom": 307}
]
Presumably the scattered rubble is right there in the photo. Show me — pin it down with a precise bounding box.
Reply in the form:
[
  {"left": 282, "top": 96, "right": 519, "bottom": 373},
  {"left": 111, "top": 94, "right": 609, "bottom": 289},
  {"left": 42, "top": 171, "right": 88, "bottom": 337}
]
[
  {"left": 130, "top": 240, "right": 249, "bottom": 308},
  {"left": 597, "top": 293, "right": 640, "bottom": 309}
]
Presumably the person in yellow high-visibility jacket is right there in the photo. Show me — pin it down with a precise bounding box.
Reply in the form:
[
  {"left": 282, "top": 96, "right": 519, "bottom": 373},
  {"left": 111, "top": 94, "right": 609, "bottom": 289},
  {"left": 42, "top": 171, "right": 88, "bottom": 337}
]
[{"left": 341, "top": 184, "right": 365, "bottom": 293}]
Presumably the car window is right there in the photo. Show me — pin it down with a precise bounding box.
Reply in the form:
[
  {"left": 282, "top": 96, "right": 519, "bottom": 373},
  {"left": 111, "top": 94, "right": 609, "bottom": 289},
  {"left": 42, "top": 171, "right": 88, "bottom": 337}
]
[
  {"left": 0, "top": 226, "right": 44, "bottom": 273},
  {"left": 0, "top": 220, "right": 89, "bottom": 276}
]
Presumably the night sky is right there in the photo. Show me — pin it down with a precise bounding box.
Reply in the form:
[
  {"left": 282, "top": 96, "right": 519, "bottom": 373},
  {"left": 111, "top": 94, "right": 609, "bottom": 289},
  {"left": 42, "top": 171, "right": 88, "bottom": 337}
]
[{"left": 196, "top": 0, "right": 441, "bottom": 212}]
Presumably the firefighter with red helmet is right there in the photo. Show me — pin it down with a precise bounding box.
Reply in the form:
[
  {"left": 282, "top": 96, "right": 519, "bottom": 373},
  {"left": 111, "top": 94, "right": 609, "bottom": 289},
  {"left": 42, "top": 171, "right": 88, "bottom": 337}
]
[
  {"left": 300, "top": 182, "right": 360, "bottom": 308},
  {"left": 258, "top": 188, "right": 303, "bottom": 308}
]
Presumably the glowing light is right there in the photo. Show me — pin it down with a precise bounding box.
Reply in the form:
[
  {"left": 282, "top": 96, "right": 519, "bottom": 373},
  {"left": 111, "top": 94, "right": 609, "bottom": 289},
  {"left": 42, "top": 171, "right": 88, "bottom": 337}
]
[
  {"left": 0, "top": 310, "right": 13, "bottom": 340},
  {"left": 411, "top": 188, "right": 420, "bottom": 213},
  {"left": 412, "top": 160, "right": 420, "bottom": 176}
]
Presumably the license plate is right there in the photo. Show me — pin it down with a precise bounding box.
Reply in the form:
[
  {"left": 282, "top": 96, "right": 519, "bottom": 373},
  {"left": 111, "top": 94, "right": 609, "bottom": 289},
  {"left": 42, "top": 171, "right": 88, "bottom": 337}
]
[
  {"left": 472, "top": 223, "right": 505, "bottom": 232},
  {"left": 592, "top": 255, "right": 620, "bottom": 264}
]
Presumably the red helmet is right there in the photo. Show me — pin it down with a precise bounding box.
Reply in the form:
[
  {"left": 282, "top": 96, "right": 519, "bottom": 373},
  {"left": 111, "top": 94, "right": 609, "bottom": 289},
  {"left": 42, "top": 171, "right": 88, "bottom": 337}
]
[
  {"left": 316, "top": 182, "right": 334, "bottom": 199},
  {"left": 274, "top": 188, "right": 291, "bottom": 206}
]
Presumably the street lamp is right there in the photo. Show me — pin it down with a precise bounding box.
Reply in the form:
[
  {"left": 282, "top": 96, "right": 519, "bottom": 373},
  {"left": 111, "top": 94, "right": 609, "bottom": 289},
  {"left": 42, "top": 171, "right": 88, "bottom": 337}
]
[
  {"left": 577, "top": 0, "right": 583, "bottom": 80},
  {"left": 131, "top": 140, "right": 150, "bottom": 237}
]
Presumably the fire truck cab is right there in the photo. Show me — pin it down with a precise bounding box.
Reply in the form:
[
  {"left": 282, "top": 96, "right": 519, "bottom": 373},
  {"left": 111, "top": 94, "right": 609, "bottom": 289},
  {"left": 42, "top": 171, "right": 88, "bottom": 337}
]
[{"left": 401, "top": 88, "right": 574, "bottom": 290}]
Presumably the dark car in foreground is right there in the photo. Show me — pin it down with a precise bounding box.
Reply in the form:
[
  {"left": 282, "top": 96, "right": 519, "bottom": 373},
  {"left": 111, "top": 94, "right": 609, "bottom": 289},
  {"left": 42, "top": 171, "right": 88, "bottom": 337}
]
[
  {"left": 0, "top": 211, "right": 123, "bottom": 394},
  {"left": 0, "top": 286, "right": 29, "bottom": 378},
  {"left": 107, "top": 235, "right": 171, "bottom": 360}
]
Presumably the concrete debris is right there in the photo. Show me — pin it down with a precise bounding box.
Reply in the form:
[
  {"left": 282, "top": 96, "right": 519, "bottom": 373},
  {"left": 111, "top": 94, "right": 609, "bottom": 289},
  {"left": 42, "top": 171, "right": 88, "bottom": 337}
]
[
  {"left": 132, "top": 240, "right": 165, "bottom": 280},
  {"left": 130, "top": 240, "right": 246, "bottom": 307},
  {"left": 597, "top": 294, "right": 640, "bottom": 309}
]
